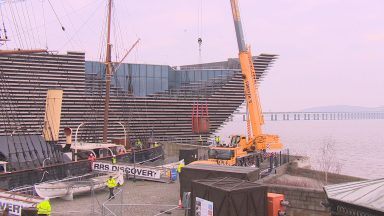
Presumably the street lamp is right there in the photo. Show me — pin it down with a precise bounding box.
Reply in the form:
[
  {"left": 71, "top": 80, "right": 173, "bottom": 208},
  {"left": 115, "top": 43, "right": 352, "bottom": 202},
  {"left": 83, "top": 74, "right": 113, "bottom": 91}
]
[
  {"left": 117, "top": 122, "right": 127, "bottom": 148},
  {"left": 74, "top": 122, "right": 85, "bottom": 162}
]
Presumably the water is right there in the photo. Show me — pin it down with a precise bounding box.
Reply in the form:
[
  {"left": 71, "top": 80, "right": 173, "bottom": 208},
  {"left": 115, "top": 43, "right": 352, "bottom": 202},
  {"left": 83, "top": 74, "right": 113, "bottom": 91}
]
[{"left": 217, "top": 115, "right": 384, "bottom": 179}]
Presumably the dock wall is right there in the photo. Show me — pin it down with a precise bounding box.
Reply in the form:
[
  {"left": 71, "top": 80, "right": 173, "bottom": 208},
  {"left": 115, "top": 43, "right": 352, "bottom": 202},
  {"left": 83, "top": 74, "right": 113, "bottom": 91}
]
[
  {"left": 162, "top": 142, "right": 209, "bottom": 161},
  {"left": 260, "top": 159, "right": 365, "bottom": 216},
  {"left": 287, "top": 166, "right": 364, "bottom": 184},
  {"left": 266, "top": 184, "right": 329, "bottom": 216}
]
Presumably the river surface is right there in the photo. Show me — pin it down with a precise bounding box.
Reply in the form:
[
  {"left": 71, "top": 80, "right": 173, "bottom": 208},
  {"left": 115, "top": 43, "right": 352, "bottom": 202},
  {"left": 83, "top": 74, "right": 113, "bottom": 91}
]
[{"left": 217, "top": 115, "right": 384, "bottom": 179}]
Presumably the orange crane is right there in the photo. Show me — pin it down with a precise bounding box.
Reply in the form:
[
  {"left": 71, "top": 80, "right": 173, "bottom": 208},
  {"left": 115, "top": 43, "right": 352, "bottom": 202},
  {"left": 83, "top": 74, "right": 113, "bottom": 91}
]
[{"left": 193, "top": 0, "right": 283, "bottom": 166}]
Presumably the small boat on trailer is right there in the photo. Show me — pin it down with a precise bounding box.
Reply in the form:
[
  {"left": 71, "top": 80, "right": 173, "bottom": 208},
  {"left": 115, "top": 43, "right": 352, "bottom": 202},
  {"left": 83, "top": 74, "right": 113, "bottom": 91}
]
[{"left": 34, "top": 171, "right": 123, "bottom": 200}]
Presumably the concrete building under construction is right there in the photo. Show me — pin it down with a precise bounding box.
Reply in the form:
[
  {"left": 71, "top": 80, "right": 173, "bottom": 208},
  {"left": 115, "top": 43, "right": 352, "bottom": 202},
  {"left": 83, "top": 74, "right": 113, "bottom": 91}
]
[{"left": 0, "top": 51, "right": 277, "bottom": 146}]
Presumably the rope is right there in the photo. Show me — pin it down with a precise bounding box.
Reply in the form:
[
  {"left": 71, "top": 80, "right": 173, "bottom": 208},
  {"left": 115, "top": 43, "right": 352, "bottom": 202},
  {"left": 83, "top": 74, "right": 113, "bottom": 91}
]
[
  {"left": 0, "top": 3, "right": 8, "bottom": 47},
  {"left": 21, "top": 0, "right": 37, "bottom": 48},
  {"left": 58, "top": 0, "right": 104, "bottom": 52},
  {"left": 47, "top": 0, "right": 65, "bottom": 31},
  {"left": 197, "top": 0, "right": 203, "bottom": 64},
  {"left": 29, "top": 0, "right": 43, "bottom": 48},
  {"left": 41, "top": 0, "right": 48, "bottom": 48},
  {"left": 15, "top": 1, "right": 32, "bottom": 49},
  {"left": 8, "top": 2, "right": 24, "bottom": 48}
]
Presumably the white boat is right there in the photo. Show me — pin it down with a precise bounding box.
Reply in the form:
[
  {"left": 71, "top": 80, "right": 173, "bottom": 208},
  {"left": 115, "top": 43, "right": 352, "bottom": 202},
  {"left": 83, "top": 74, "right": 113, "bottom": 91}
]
[{"left": 34, "top": 172, "right": 124, "bottom": 200}]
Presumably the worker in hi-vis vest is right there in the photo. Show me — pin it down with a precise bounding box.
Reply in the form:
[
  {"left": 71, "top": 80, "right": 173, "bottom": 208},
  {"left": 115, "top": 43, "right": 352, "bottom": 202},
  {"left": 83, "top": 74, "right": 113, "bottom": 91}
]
[
  {"left": 111, "top": 155, "right": 117, "bottom": 164},
  {"left": 177, "top": 162, "right": 185, "bottom": 173},
  {"left": 37, "top": 198, "right": 51, "bottom": 216},
  {"left": 107, "top": 175, "right": 117, "bottom": 199},
  {"left": 135, "top": 139, "right": 143, "bottom": 150},
  {"left": 215, "top": 136, "right": 221, "bottom": 145}
]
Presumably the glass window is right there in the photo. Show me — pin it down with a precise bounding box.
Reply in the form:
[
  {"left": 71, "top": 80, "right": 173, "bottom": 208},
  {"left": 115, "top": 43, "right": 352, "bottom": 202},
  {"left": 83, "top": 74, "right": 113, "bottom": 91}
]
[
  {"left": 146, "top": 77, "right": 154, "bottom": 95},
  {"left": 132, "top": 76, "right": 140, "bottom": 95},
  {"left": 147, "top": 65, "right": 154, "bottom": 77},
  {"left": 214, "top": 70, "right": 221, "bottom": 78},
  {"left": 161, "top": 78, "right": 168, "bottom": 91},
  {"left": 181, "top": 71, "right": 187, "bottom": 83},
  {"left": 168, "top": 70, "right": 176, "bottom": 89},
  {"left": 85, "top": 62, "right": 93, "bottom": 74},
  {"left": 154, "top": 65, "right": 161, "bottom": 78},
  {"left": 208, "top": 71, "right": 215, "bottom": 79},
  {"left": 195, "top": 71, "right": 202, "bottom": 81},
  {"left": 202, "top": 70, "right": 208, "bottom": 81},
  {"left": 208, "top": 149, "right": 234, "bottom": 160},
  {"left": 162, "top": 66, "right": 169, "bottom": 79},
  {"left": 154, "top": 77, "right": 161, "bottom": 92},
  {"left": 139, "top": 77, "right": 146, "bottom": 96},
  {"left": 175, "top": 72, "right": 182, "bottom": 87},
  {"left": 139, "top": 65, "right": 147, "bottom": 78},
  {"left": 132, "top": 64, "right": 139, "bottom": 77}
]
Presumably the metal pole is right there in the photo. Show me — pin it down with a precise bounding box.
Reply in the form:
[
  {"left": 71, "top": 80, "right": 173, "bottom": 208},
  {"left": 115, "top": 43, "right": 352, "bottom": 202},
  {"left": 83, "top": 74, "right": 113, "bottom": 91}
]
[
  {"left": 117, "top": 122, "right": 127, "bottom": 148},
  {"left": 120, "top": 188, "right": 123, "bottom": 215},
  {"left": 103, "top": 0, "right": 113, "bottom": 143},
  {"left": 133, "top": 148, "right": 136, "bottom": 182},
  {"left": 75, "top": 122, "right": 85, "bottom": 162},
  {"left": 91, "top": 183, "right": 94, "bottom": 216}
]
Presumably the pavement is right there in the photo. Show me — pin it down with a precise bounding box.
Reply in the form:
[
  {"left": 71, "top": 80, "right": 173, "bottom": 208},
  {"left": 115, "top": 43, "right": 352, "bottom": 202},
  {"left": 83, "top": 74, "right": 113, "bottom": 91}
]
[{"left": 51, "top": 179, "right": 185, "bottom": 216}]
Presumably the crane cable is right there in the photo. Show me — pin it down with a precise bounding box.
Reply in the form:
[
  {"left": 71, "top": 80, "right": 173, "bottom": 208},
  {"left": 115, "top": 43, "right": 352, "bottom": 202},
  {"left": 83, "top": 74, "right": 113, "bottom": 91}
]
[
  {"left": 197, "top": 0, "right": 203, "bottom": 64},
  {"left": 0, "top": 4, "right": 8, "bottom": 46},
  {"left": 47, "top": 0, "right": 65, "bottom": 31}
]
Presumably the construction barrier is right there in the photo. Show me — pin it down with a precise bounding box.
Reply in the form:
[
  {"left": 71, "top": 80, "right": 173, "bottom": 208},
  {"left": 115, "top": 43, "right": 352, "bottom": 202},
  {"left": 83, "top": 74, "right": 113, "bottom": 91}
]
[{"left": 92, "top": 160, "right": 184, "bottom": 183}]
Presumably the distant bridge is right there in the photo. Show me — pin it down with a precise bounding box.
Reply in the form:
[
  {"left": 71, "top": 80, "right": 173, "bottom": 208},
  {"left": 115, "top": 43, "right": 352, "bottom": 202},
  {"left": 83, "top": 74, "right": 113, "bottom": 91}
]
[{"left": 233, "top": 111, "right": 384, "bottom": 121}]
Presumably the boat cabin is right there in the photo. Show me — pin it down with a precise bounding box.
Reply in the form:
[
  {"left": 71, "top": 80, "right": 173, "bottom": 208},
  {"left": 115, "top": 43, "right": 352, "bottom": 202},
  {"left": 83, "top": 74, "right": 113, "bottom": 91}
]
[{"left": 64, "top": 142, "right": 126, "bottom": 162}]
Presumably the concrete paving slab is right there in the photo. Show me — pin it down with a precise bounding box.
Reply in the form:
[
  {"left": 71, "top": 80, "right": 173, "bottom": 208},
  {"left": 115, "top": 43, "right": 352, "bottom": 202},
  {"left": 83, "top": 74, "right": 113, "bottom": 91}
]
[{"left": 51, "top": 179, "right": 185, "bottom": 216}]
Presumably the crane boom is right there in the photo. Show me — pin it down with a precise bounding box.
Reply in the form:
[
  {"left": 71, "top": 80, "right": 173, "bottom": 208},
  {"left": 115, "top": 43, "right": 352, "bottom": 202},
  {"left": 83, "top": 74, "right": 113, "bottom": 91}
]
[
  {"left": 230, "top": 0, "right": 246, "bottom": 52},
  {"left": 230, "top": 0, "right": 264, "bottom": 138},
  {"left": 192, "top": 0, "right": 282, "bottom": 167}
]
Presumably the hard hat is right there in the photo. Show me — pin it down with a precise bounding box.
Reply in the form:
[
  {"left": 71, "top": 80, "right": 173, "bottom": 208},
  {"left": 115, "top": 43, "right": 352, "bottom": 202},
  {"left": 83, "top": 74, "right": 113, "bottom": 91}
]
[{"left": 44, "top": 197, "right": 50, "bottom": 201}]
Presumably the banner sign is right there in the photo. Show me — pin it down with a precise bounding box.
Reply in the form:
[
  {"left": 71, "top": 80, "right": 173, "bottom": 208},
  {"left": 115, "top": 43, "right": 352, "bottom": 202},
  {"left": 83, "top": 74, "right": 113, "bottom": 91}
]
[
  {"left": 0, "top": 198, "right": 35, "bottom": 216},
  {"left": 92, "top": 161, "right": 161, "bottom": 179},
  {"left": 195, "top": 197, "right": 213, "bottom": 216}
]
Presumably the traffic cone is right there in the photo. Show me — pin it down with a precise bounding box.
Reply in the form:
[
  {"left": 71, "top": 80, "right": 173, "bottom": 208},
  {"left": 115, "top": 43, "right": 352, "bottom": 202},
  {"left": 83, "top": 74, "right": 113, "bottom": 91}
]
[{"left": 178, "top": 196, "right": 183, "bottom": 209}]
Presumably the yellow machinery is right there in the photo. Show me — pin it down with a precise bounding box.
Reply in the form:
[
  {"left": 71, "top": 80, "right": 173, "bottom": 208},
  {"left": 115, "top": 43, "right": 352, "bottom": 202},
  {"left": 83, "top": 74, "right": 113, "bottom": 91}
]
[{"left": 194, "top": 0, "right": 282, "bottom": 166}]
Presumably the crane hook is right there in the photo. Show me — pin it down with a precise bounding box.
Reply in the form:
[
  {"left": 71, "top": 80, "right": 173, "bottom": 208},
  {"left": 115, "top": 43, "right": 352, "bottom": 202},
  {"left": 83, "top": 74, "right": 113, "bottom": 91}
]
[{"left": 198, "top": 37, "right": 202, "bottom": 46}]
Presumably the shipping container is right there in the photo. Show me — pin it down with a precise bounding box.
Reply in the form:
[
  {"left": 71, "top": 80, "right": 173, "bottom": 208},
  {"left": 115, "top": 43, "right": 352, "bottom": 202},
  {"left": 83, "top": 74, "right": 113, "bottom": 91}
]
[
  {"left": 190, "top": 177, "right": 267, "bottom": 216},
  {"left": 180, "top": 164, "right": 260, "bottom": 198}
]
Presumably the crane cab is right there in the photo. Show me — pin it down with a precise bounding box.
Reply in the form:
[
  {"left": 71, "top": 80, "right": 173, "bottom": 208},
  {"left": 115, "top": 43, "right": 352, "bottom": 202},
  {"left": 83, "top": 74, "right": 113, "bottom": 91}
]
[{"left": 192, "top": 135, "right": 255, "bottom": 166}]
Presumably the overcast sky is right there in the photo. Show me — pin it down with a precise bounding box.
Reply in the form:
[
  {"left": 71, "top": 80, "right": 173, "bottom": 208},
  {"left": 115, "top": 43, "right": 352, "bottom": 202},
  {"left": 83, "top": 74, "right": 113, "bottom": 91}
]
[{"left": 1, "top": 0, "right": 383, "bottom": 111}]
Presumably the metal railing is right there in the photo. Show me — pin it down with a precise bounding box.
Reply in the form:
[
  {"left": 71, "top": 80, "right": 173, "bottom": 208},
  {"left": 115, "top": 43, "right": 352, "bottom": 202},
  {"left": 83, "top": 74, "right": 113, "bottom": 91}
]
[{"left": 101, "top": 187, "right": 124, "bottom": 216}]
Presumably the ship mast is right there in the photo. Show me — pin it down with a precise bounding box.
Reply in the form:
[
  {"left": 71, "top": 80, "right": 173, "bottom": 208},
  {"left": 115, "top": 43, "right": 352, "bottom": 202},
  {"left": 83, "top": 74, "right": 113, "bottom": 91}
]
[{"left": 103, "top": 0, "right": 113, "bottom": 143}]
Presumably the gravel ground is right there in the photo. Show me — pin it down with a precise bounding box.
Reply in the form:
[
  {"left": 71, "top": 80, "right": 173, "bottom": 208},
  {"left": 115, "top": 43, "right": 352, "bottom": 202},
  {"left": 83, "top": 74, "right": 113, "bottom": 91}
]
[{"left": 51, "top": 179, "right": 185, "bottom": 216}]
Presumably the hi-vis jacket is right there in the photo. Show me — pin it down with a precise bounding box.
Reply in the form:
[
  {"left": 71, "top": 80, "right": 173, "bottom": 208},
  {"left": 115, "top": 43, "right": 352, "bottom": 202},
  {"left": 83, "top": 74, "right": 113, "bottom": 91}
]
[{"left": 107, "top": 178, "right": 117, "bottom": 188}]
